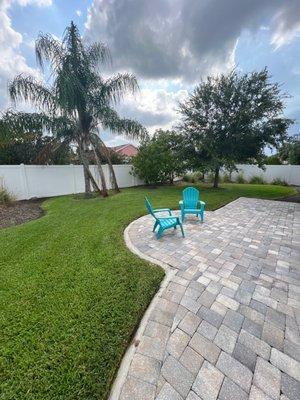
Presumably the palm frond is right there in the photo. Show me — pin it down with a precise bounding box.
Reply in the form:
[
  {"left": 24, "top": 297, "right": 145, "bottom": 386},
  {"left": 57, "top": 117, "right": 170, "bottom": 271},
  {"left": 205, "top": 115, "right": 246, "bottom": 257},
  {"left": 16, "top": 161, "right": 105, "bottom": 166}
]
[
  {"left": 9, "top": 75, "right": 56, "bottom": 112},
  {"left": 100, "top": 107, "right": 148, "bottom": 140},
  {"left": 86, "top": 42, "right": 111, "bottom": 68},
  {"left": 35, "top": 33, "right": 63, "bottom": 73},
  {"left": 103, "top": 73, "right": 139, "bottom": 104}
]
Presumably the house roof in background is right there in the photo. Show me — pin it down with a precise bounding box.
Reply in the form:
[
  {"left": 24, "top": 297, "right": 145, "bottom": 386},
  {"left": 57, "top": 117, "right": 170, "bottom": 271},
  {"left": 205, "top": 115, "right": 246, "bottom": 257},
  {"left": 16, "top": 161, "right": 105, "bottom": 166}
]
[{"left": 110, "top": 144, "right": 138, "bottom": 157}]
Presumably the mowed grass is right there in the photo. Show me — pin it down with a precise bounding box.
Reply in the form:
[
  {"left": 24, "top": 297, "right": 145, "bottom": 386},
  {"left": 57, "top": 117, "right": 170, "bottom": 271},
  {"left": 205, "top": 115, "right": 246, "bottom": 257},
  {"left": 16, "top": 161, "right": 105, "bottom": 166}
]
[{"left": 0, "top": 183, "right": 295, "bottom": 399}]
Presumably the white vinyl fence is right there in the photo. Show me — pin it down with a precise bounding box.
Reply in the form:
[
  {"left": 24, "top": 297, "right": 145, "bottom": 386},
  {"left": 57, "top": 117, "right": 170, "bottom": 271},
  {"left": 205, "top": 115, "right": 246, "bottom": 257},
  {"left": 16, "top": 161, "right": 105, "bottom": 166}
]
[
  {"left": 228, "top": 164, "right": 300, "bottom": 185},
  {"left": 0, "top": 164, "right": 144, "bottom": 200}
]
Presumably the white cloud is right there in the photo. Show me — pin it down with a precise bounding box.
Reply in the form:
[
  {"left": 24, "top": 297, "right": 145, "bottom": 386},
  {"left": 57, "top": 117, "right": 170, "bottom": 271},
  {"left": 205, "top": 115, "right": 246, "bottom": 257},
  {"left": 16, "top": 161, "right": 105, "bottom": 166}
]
[
  {"left": 271, "top": 2, "right": 300, "bottom": 49},
  {"left": 76, "top": 9, "right": 82, "bottom": 17},
  {"left": 0, "top": 0, "right": 51, "bottom": 110},
  {"left": 117, "top": 84, "right": 189, "bottom": 134},
  {"left": 13, "top": 0, "right": 53, "bottom": 6}
]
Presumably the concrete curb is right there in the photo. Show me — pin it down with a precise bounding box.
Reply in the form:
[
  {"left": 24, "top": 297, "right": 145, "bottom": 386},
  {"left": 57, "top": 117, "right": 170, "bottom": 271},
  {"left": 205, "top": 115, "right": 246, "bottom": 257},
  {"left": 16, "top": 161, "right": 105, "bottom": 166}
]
[{"left": 108, "top": 217, "right": 177, "bottom": 400}]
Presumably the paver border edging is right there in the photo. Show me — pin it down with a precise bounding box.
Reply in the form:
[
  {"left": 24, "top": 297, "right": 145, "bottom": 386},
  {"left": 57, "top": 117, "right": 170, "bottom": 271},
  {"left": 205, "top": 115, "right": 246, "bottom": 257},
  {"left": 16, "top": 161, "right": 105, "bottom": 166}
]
[{"left": 108, "top": 218, "right": 177, "bottom": 400}]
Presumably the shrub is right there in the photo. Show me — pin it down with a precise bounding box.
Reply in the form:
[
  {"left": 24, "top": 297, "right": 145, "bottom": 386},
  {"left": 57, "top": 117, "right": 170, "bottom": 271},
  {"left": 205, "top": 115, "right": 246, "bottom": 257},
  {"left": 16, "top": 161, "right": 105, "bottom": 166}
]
[
  {"left": 236, "top": 173, "right": 246, "bottom": 184},
  {"left": 249, "top": 175, "right": 265, "bottom": 184},
  {"left": 222, "top": 173, "right": 232, "bottom": 183},
  {"left": 183, "top": 173, "right": 193, "bottom": 183},
  {"left": 0, "top": 186, "right": 14, "bottom": 205},
  {"left": 183, "top": 171, "right": 203, "bottom": 183},
  {"left": 272, "top": 178, "right": 288, "bottom": 186},
  {"left": 206, "top": 172, "right": 215, "bottom": 183},
  {"left": 193, "top": 171, "right": 204, "bottom": 182}
]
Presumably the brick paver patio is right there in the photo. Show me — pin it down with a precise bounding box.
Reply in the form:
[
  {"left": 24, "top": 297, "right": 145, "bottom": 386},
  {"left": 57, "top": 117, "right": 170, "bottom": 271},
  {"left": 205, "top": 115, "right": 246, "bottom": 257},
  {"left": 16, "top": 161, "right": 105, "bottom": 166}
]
[{"left": 119, "top": 198, "right": 300, "bottom": 400}]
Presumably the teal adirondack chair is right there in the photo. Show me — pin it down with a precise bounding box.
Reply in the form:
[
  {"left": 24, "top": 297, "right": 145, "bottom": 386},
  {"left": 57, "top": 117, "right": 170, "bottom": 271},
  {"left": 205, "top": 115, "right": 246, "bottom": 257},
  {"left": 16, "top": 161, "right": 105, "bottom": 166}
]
[
  {"left": 179, "top": 187, "right": 206, "bottom": 222},
  {"left": 145, "top": 196, "right": 185, "bottom": 239}
]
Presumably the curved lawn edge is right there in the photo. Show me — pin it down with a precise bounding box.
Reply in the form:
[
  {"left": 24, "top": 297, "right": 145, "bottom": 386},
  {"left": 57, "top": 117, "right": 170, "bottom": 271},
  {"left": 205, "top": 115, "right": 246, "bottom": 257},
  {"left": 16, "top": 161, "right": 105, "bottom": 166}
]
[{"left": 108, "top": 218, "right": 176, "bottom": 400}]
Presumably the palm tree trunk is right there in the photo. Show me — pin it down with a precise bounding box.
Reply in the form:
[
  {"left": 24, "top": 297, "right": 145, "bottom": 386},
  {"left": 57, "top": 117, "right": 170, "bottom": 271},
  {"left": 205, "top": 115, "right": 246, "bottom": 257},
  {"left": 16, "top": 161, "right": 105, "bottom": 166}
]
[
  {"left": 78, "top": 140, "right": 102, "bottom": 196},
  {"left": 92, "top": 146, "right": 108, "bottom": 197},
  {"left": 97, "top": 136, "right": 120, "bottom": 192}
]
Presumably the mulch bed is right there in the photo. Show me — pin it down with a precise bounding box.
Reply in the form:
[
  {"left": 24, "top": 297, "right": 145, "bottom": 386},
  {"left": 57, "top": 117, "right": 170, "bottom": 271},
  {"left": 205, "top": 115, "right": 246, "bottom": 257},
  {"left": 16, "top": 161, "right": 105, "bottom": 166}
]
[{"left": 0, "top": 199, "right": 44, "bottom": 229}]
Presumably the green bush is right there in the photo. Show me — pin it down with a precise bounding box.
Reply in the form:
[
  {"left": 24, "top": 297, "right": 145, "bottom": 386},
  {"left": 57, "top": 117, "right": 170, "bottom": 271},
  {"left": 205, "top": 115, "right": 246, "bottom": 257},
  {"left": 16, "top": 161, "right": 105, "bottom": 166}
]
[
  {"left": 272, "top": 178, "right": 288, "bottom": 186},
  {"left": 236, "top": 173, "right": 246, "bottom": 184},
  {"left": 249, "top": 175, "right": 265, "bottom": 184},
  {"left": 0, "top": 186, "right": 14, "bottom": 205},
  {"left": 183, "top": 171, "right": 203, "bottom": 183},
  {"left": 206, "top": 172, "right": 215, "bottom": 183},
  {"left": 183, "top": 174, "right": 193, "bottom": 183},
  {"left": 222, "top": 173, "right": 232, "bottom": 183}
]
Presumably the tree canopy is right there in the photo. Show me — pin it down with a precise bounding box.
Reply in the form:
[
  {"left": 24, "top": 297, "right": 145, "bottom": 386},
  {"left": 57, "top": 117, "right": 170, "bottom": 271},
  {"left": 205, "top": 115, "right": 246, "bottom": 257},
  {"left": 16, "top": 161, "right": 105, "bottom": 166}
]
[{"left": 178, "top": 68, "right": 293, "bottom": 187}]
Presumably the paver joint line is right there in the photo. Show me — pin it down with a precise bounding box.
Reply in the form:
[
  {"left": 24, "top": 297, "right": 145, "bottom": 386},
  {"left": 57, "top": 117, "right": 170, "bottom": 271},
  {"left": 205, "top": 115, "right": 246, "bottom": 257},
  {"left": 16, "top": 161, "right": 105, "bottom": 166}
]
[{"left": 109, "top": 198, "right": 300, "bottom": 400}]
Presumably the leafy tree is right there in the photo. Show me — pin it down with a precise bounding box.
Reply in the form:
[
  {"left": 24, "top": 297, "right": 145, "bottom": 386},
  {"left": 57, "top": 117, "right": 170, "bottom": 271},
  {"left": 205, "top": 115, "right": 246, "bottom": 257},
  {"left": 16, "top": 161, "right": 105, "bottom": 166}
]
[
  {"left": 178, "top": 69, "right": 293, "bottom": 187},
  {"left": 264, "top": 154, "right": 282, "bottom": 165},
  {"left": 8, "top": 22, "right": 147, "bottom": 197},
  {"left": 279, "top": 136, "right": 300, "bottom": 165},
  {"left": 0, "top": 111, "right": 72, "bottom": 164},
  {"left": 132, "top": 129, "right": 185, "bottom": 184}
]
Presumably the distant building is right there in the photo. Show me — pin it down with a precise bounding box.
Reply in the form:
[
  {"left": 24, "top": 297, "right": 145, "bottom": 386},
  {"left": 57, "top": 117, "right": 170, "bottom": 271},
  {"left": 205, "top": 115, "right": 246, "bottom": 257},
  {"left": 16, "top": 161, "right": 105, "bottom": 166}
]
[{"left": 110, "top": 144, "right": 138, "bottom": 158}]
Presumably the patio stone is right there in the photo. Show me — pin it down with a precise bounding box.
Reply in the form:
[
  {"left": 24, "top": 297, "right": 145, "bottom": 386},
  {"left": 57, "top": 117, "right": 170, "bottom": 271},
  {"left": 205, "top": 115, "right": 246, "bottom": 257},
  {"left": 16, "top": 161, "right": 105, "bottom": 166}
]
[
  {"left": 214, "top": 324, "right": 238, "bottom": 353},
  {"left": 262, "top": 322, "right": 284, "bottom": 350},
  {"left": 161, "top": 356, "right": 194, "bottom": 398},
  {"left": 197, "top": 305, "right": 223, "bottom": 328},
  {"left": 178, "top": 311, "right": 201, "bottom": 336},
  {"left": 167, "top": 328, "right": 190, "bottom": 359},
  {"left": 253, "top": 357, "right": 281, "bottom": 399},
  {"left": 189, "top": 332, "right": 221, "bottom": 364},
  {"left": 219, "top": 377, "right": 248, "bottom": 400},
  {"left": 120, "top": 376, "right": 156, "bottom": 400},
  {"left": 217, "top": 351, "right": 253, "bottom": 392},
  {"left": 180, "top": 346, "right": 204, "bottom": 376},
  {"left": 119, "top": 198, "right": 300, "bottom": 400},
  {"left": 249, "top": 386, "right": 273, "bottom": 400},
  {"left": 157, "top": 382, "right": 183, "bottom": 400},
  {"left": 197, "top": 320, "right": 218, "bottom": 340},
  {"left": 129, "top": 354, "right": 161, "bottom": 385},
  {"left": 281, "top": 373, "right": 300, "bottom": 400},
  {"left": 270, "top": 348, "right": 300, "bottom": 381},
  {"left": 238, "top": 329, "right": 271, "bottom": 359},
  {"left": 223, "top": 309, "right": 244, "bottom": 333},
  {"left": 232, "top": 342, "right": 257, "bottom": 372},
  {"left": 192, "top": 360, "right": 224, "bottom": 400}
]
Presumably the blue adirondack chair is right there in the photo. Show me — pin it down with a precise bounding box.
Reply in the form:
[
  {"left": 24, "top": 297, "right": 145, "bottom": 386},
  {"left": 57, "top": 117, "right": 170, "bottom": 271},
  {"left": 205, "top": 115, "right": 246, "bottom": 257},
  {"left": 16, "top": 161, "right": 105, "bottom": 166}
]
[
  {"left": 179, "top": 187, "right": 206, "bottom": 222},
  {"left": 145, "top": 196, "right": 185, "bottom": 239}
]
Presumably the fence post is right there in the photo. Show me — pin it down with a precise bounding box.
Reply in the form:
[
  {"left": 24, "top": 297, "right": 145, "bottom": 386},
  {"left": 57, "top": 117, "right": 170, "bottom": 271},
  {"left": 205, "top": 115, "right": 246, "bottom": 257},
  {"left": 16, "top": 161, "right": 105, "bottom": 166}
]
[
  {"left": 71, "top": 164, "right": 76, "bottom": 194},
  {"left": 20, "top": 164, "right": 30, "bottom": 199}
]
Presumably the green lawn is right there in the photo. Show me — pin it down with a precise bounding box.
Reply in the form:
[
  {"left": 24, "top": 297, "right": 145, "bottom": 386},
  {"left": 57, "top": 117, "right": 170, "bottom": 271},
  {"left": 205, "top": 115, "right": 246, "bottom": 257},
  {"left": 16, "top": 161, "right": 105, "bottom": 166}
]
[{"left": 0, "top": 183, "right": 295, "bottom": 399}]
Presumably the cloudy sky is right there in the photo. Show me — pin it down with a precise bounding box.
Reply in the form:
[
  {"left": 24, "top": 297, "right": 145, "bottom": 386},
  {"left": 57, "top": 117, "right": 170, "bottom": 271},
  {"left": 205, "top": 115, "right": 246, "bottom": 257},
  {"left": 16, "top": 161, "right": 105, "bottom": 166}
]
[{"left": 1, "top": 0, "right": 300, "bottom": 146}]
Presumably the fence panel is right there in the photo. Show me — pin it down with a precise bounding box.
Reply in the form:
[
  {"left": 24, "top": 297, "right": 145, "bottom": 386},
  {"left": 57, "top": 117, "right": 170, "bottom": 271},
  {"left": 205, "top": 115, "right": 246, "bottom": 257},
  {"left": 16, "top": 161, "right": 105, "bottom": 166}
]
[
  {"left": 0, "top": 164, "right": 144, "bottom": 200},
  {"left": 1, "top": 164, "right": 299, "bottom": 200}
]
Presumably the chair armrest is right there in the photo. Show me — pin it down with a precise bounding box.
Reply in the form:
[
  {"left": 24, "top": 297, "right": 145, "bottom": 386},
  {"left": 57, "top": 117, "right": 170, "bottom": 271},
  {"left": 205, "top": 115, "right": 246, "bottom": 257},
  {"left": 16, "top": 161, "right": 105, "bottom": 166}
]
[
  {"left": 153, "top": 208, "right": 172, "bottom": 215},
  {"left": 158, "top": 216, "right": 179, "bottom": 221},
  {"left": 198, "top": 200, "right": 206, "bottom": 210}
]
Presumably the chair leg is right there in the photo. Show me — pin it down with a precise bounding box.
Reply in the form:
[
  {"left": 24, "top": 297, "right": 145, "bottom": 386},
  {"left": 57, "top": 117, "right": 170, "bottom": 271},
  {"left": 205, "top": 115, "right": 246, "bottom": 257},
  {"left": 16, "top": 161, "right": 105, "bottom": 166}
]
[
  {"left": 179, "top": 223, "right": 185, "bottom": 237},
  {"left": 200, "top": 212, "right": 204, "bottom": 223},
  {"left": 181, "top": 211, "right": 185, "bottom": 223},
  {"left": 153, "top": 220, "right": 158, "bottom": 232},
  {"left": 156, "top": 227, "right": 164, "bottom": 239}
]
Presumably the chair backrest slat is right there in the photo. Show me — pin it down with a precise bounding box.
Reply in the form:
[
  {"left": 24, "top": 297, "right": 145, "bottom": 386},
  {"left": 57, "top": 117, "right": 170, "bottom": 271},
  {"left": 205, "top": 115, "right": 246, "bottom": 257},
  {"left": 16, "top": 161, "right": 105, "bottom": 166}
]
[
  {"left": 144, "top": 196, "right": 156, "bottom": 219},
  {"left": 183, "top": 187, "right": 199, "bottom": 208}
]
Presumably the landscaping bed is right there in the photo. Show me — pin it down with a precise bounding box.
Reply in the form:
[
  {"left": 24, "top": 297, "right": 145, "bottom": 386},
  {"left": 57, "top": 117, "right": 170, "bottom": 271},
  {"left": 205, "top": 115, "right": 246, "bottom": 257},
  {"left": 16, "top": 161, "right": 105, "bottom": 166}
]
[
  {"left": 0, "top": 199, "right": 43, "bottom": 229},
  {"left": 0, "top": 183, "right": 295, "bottom": 399}
]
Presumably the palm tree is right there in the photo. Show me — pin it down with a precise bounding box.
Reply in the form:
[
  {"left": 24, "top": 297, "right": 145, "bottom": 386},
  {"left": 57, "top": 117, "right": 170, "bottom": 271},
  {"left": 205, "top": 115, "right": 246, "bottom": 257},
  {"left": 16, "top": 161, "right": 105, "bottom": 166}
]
[{"left": 9, "top": 22, "right": 147, "bottom": 197}]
